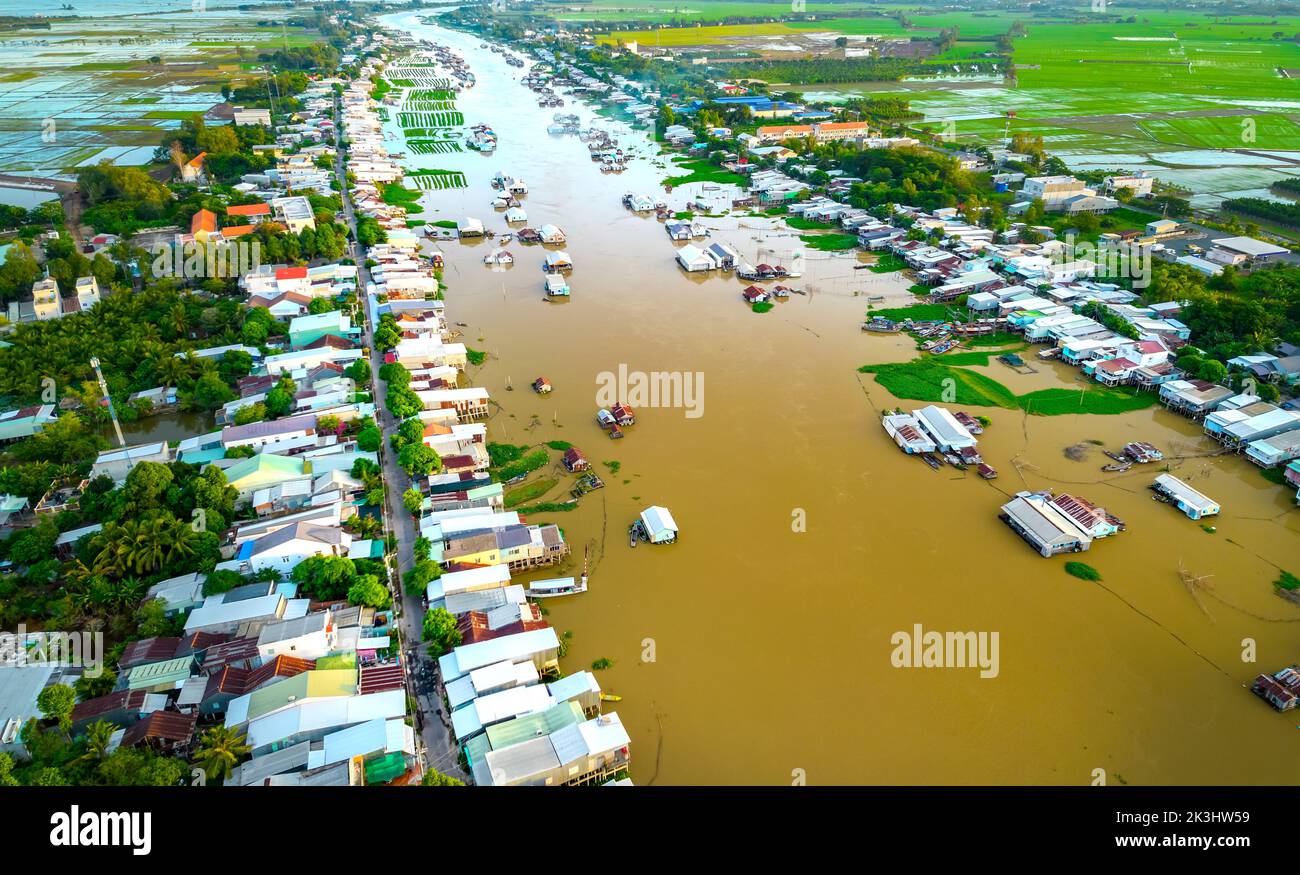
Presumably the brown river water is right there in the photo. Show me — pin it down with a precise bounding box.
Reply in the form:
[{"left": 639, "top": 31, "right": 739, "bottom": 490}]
[{"left": 386, "top": 12, "right": 1300, "bottom": 785}]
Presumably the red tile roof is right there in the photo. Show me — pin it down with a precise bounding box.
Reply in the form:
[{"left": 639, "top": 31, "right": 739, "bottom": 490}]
[
  {"left": 191, "top": 208, "right": 218, "bottom": 235},
  {"left": 227, "top": 203, "right": 271, "bottom": 217},
  {"left": 359, "top": 664, "right": 404, "bottom": 695},
  {"left": 275, "top": 266, "right": 309, "bottom": 281}
]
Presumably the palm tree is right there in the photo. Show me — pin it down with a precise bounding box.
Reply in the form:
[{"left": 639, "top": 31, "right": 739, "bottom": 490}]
[
  {"left": 74, "top": 720, "right": 116, "bottom": 765},
  {"left": 192, "top": 725, "right": 252, "bottom": 783}
]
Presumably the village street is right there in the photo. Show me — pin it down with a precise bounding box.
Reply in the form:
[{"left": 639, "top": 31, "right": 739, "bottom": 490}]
[{"left": 333, "top": 97, "right": 469, "bottom": 782}]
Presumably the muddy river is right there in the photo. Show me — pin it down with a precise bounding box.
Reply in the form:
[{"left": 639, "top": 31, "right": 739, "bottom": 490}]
[{"left": 385, "top": 12, "right": 1300, "bottom": 785}]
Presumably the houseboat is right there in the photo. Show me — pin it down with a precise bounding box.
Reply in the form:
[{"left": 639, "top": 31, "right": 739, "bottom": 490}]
[
  {"left": 953, "top": 411, "right": 984, "bottom": 435},
  {"left": 483, "top": 249, "right": 514, "bottom": 266},
  {"left": 978, "top": 463, "right": 998, "bottom": 479},
  {"left": 528, "top": 576, "right": 588, "bottom": 599},
  {"left": 1151, "top": 474, "right": 1220, "bottom": 520},
  {"left": 562, "top": 446, "right": 590, "bottom": 473},
  {"left": 610, "top": 403, "right": 635, "bottom": 426},
  {"left": 544, "top": 274, "right": 570, "bottom": 297},
  {"left": 636, "top": 506, "right": 678, "bottom": 545},
  {"left": 532, "top": 377, "right": 552, "bottom": 394},
  {"left": 1123, "top": 442, "right": 1163, "bottom": 463}
]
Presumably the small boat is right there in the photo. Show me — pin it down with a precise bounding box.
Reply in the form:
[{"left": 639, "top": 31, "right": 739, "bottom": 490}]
[
  {"left": 528, "top": 576, "right": 587, "bottom": 598},
  {"left": 978, "top": 463, "right": 998, "bottom": 479},
  {"left": 599, "top": 693, "right": 623, "bottom": 703},
  {"left": 629, "top": 522, "right": 640, "bottom": 547},
  {"left": 922, "top": 454, "right": 941, "bottom": 470}
]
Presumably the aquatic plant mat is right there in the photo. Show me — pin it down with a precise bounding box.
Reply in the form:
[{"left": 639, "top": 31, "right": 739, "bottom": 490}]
[{"left": 409, "top": 170, "right": 468, "bottom": 190}]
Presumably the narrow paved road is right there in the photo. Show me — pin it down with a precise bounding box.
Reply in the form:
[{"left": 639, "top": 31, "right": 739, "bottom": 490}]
[{"left": 333, "top": 91, "right": 468, "bottom": 781}]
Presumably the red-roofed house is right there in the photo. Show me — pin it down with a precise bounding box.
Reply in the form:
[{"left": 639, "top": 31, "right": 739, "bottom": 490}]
[
  {"left": 181, "top": 151, "right": 207, "bottom": 183},
  {"left": 1091, "top": 357, "right": 1138, "bottom": 386},
  {"left": 191, "top": 208, "right": 218, "bottom": 239},
  {"left": 227, "top": 202, "right": 272, "bottom": 223}
]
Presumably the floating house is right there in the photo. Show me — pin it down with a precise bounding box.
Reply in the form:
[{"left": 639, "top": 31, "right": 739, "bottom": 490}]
[
  {"left": 538, "top": 224, "right": 566, "bottom": 244},
  {"left": 458, "top": 218, "right": 485, "bottom": 238},
  {"left": 999, "top": 492, "right": 1091, "bottom": 558},
  {"left": 638, "top": 506, "right": 678, "bottom": 544},
  {"left": 913, "top": 405, "right": 978, "bottom": 452},
  {"left": 1252, "top": 665, "right": 1300, "bottom": 711},
  {"left": 882, "top": 413, "right": 937, "bottom": 455},
  {"left": 543, "top": 251, "right": 573, "bottom": 272},
  {"left": 562, "top": 446, "right": 590, "bottom": 473},
  {"left": 1122, "top": 442, "right": 1163, "bottom": 463},
  {"left": 544, "top": 274, "right": 570, "bottom": 297},
  {"left": 676, "top": 244, "right": 713, "bottom": 273},
  {"left": 1152, "top": 474, "right": 1220, "bottom": 520}
]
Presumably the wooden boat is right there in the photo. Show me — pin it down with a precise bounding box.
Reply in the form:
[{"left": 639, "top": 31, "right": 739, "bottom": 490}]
[
  {"left": 1101, "top": 462, "right": 1132, "bottom": 473},
  {"left": 922, "top": 453, "right": 941, "bottom": 470},
  {"left": 629, "top": 522, "right": 641, "bottom": 547},
  {"left": 528, "top": 576, "right": 587, "bottom": 598}
]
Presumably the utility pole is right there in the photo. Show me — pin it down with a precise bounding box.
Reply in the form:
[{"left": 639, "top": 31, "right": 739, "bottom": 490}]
[{"left": 90, "top": 356, "right": 127, "bottom": 451}]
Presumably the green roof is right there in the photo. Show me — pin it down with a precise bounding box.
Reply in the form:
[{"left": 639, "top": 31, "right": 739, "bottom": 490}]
[
  {"left": 463, "top": 733, "right": 491, "bottom": 766},
  {"left": 315, "top": 653, "right": 357, "bottom": 671},
  {"left": 126, "top": 656, "right": 195, "bottom": 690},
  {"left": 224, "top": 452, "right": 307, "bottom": 482},
  {"left": 244, "top": 669, "right": 358, "bottom": 722},
  {"left": 364, "top": 751, "right": 407, "bottom": 785},
  {"left": 485, "top": 700, "right": 583, "bottom": 751}
]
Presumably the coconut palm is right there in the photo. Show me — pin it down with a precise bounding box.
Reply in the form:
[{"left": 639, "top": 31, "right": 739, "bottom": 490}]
[
  {"left": 192, "top": 725, "right": 252, "bottom": 783},
  {"left": 74, "top": 720, "right": 116, "bottom": 765}
]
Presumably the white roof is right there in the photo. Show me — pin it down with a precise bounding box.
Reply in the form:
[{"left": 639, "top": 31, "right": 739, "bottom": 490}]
[
  {"left": 1211, "top": 236, "right": 1288, "bottom": 257},
  {"left": 432, "top": 564, "right": 511, "bottom": 602},
  {"left": 1154, "top": 474, "right": 1217, "bottom": 512},
  {"left": 452, "top": 684, "right": 555, "bottom": 740},
  {"left": 183, "top": 593, "right": 284, "bottom": 633},
  {"left": 640, "top": 505, "right": 678, "bottom": 536},
  {"left": 913, "top": 405, "right": 976, "bottom": 449},
  {"left": 439, "top": 627, "right": 560, "bottom": 682},
  {"left": 245, "top": 689, "right": 404, "bottom": 750}
]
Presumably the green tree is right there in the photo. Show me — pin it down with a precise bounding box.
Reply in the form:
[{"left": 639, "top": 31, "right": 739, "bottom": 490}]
[
  {"left": 192, "top": 725, "right": 252, "bottom": 783},
  {"left": 422, "top": 606, "right": 461, "bottom": 657},
  {"left": 36, "top": 684, "right": 75, "bottom": 732},
  {"left": 422, "top": 768, "right": 465, "bottom": 786},
  {"left": 347, "top": 574, "right": 391, "bottom": 608},
  {"left": 398, "top": 442, "right": 440, "bottom": 477}
]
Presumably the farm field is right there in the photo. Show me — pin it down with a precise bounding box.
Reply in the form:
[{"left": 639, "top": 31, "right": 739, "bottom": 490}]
[{"left": 0, "top": 5, "right": 318, "bottom": 174}]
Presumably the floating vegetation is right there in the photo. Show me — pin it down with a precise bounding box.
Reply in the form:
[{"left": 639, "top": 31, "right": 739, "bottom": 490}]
[
  {"left": 407, "top": 139, "right": 463, "bottom": 154},
  {"left": 1065, "top": 562, "right": 1101, "bottom": 581},
  {"left": 399, "top": 110, "right": 465, "bottom": 128},
  {"left": 409, "top": 169, "right": 468, "bottom": 190}
]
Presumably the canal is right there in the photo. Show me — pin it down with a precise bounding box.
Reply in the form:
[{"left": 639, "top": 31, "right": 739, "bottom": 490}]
[{"left": 384, "top": 11, "right": 1300, "bottom": 786}]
